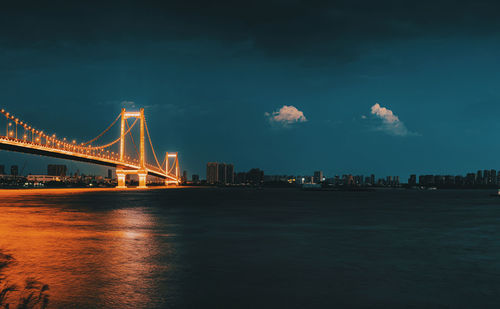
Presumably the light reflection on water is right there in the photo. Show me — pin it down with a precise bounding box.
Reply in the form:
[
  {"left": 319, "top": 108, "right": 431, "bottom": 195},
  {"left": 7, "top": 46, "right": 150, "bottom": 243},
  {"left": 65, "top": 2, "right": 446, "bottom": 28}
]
[
  {"left": 0, "top": 192, "right": 175, "bottom": 308},
  {"left": 4, "top": 188, "right": 500, "bottom": 308}
]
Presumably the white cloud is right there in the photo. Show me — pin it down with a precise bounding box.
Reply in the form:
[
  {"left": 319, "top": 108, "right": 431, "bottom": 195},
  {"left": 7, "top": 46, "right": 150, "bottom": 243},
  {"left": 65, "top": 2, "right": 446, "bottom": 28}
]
[
  {"left": 265, "top": 105, "right": 307, "bottom": 127},
  {"left": 369, "top": 103, "right": 417, "bottom": 136}
]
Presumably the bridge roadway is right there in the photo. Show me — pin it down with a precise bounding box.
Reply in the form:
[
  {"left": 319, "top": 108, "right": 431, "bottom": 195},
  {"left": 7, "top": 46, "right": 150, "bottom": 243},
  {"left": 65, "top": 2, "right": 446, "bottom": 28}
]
[{"left": 0, "top": 136, "right": 176, "bottom": 181}]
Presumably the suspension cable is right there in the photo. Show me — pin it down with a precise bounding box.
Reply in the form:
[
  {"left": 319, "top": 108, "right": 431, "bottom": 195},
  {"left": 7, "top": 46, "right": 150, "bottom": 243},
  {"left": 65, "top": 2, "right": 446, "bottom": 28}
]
[
  {"left": 144, "top": 116, "right": 163, "bottom": 170},
  {"left": 125, "top": 118, "right": 140, "bottom": 157},
  {"left": 81, "top": 113, "right": 121, "bottom": 146},
  {"left": 168, "top": 160, "right": 177, "bottom": 173},
  {"left": 161, "top": 154, "right": 167, "bottom": 169},
  {"left": 91, "top": 118, "right": 138, "bottom": 150}
]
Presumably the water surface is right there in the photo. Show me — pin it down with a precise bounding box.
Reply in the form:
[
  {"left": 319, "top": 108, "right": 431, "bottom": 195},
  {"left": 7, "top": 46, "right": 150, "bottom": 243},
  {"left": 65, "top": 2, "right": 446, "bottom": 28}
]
[{"left": 1, "top": 188, "right": 500, "bottom": 308}]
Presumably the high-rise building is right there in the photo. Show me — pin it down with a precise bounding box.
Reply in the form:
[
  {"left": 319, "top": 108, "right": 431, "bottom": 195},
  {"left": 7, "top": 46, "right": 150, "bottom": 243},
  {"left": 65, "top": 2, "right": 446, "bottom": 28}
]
[
  {"left": 10, "top": 165, "right": 18, "bottom": 176},
  {"left": 466, "top": 173, "right": 476, "bottom": 185},
  {"left": 419, "top": 175, "right": 435, "bottom": 186},
  {"left": 0, "top": 165, "right": 4, "bottom": 175},
  {"left": 434, "top": 175, "right": 444, "bottom": 185},
  {"left": 313, "top": 171, "right": 323, "bottom": 184},
  {"left": 226, "top": 164, "right": 234, "bottom": 184},
  {"left": 48, "top": 164, "right": 67, "bottom": 177},
  {"left": 370, "top": 174, "right": 375, "bottom": 185},
  {"left": 182, "top": 170, "right": 188, "bottom": 183},
  {"left": 107, "top": 169, "right": 112, "bottom": 179},
  {"left": 354, "top": 175, "right": 362, "bottom": 185},
  {"left": 247, "top": 168, "right": 264, "bottom": 185},
  {"left": 408, "top": 174, "right": 417, "bottom": 185},
  {"left": 235, "top": 172, "right": 247, "bottom": 184},
  {"left": 192, "top": 174, "right": 200, "bottom": 183},
  {"left": 207, "top": 162, "right": 235, "bottom": 184},
  {"left": 444, "top": 175, "right": 455, "bottom": 185},
  {"left": 207, "top": 162, "right": 218, "bottom": 184},
  {"left": 484, "top": 170, "right": 490, "bottom": 184},
  {"left": 218, "top": 164, "right": 227, "bottom": 184}
]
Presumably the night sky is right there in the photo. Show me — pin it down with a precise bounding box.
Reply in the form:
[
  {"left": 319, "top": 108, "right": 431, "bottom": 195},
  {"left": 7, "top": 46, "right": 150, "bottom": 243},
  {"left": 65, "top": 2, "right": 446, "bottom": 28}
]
[{"left": 2, "top": 1, "right": 500, "bottom": 179}]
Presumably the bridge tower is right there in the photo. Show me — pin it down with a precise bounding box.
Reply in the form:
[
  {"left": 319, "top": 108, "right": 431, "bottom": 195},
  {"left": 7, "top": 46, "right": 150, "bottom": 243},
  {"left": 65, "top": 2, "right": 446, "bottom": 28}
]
[
  {"left": 165, "top": 152, "right": 180, "bottom": 186},
  {"left": 116, "top": 108, "right": 148, "bottom": 188}
]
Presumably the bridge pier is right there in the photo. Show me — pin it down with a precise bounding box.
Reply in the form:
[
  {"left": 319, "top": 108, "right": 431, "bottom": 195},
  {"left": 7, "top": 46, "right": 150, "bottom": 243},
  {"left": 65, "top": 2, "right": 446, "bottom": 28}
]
[
  {"left": 138, "top": 172, "right": 147, "bottom": 189},
  {"left": 116, "top": 168, "right": 148, "bottom": 189},
  {"left": 116, "top": 172, "right": 127, "bottom": 188}
]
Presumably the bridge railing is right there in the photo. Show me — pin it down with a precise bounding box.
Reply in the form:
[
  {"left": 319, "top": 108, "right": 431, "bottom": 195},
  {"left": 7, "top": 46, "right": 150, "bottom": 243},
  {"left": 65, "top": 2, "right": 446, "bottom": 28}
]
[{"left": 0, "top": 135, "right": 145, "bottom": 165}]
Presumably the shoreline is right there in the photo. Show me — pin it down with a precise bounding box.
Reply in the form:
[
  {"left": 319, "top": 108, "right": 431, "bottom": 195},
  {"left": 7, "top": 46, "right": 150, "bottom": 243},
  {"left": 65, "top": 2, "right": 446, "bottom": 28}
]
[{"left": 0, "top": 186, "right": 198, "bottom": 196}]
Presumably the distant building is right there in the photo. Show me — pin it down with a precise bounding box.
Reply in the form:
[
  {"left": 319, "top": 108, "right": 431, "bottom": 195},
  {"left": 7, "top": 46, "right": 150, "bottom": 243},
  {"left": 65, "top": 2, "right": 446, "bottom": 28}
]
[
  {"left": 247, "top": 168, "right": 264, "bottom": 185},
  {"left": 408, "top": 174, "right": 417, "bottom": 186},
  {"left": 465, "top": 173, "right": 476, "bottom": 185},
  {"left": 10, "top": 165, "right": 18, "bottom": 176},
  {"left": 313, "top": 171, "right": 323, "bottom": 184},
  {"left": 217, "top": 164, "right": 227, "bottom": 184},
  {"left": 107, "top": 169, "right": 112, "bottom": 179},
  {"left": 0, "top": 165, "right": 4, "bottom": 175},
  {"left": 419, "top": 175, "right": 434, "bottom": 186},
  {"left": 192, "top": 174, "right": 200, "bottom": 184},
  {"left": 206, "top": 162, "right": 235, "bottom": 184},
  {"left": 182, "top": 170, "right": 188, "bottom": 183},
  {"left": 484, "top": 170, "right": 490, "bottom": 185},
  {"left": 206, "top": 162, "right": 218, "bottom": 184},
  {"left": 235, "top": 172, "right": 247, "bottom": 184},
  {"left": 27, "top": 175, "right": 61, "bottom": 183},
  {"left": 48, "top": 164, "right": 67, "bottom": 177},
  {"left": 354, "top": 175, "right": 363, "bottom": 186},
  {"left": 477, "top": 170, "right": 483, "bottom": 185},
  {"left": 444, "top": 175, "right": 455, "bottom": 185},
  {"left": 226, "top": 164, "right": 234, "bottom": 184}
]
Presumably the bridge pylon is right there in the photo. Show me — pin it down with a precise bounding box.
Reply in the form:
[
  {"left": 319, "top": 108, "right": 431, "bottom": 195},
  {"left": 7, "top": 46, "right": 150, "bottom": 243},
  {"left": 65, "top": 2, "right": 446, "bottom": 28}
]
[
  {"left": 117, "top": 108, "right": 148, "bottom": 188},
  {"left": 165, "top": 152, "right": 180, "bottom": 186}
]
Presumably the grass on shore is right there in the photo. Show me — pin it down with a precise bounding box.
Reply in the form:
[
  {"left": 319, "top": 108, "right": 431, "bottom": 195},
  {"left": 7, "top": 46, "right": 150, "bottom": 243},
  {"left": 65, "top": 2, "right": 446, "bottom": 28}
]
[{"left": 0, "top": 252, "right": 49, "bottom": 309}]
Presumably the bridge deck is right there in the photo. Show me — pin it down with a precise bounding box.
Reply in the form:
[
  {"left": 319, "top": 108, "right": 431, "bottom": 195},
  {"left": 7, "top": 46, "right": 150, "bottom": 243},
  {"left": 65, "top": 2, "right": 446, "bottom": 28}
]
[{"left": 0, "top": 137, "right": 175, "bottom": 180}]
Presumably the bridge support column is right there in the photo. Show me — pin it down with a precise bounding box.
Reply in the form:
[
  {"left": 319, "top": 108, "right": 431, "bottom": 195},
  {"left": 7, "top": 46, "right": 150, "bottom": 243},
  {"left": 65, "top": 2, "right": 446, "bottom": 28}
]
[
  {"left": 138, "top": 172, "right": 147, "bottom": 189},
  {"left": 116, "top": 168, "right": 148, "bottom": 189},
  {"left": 116, "top": 172, "right": 126, "bottom": 189}
]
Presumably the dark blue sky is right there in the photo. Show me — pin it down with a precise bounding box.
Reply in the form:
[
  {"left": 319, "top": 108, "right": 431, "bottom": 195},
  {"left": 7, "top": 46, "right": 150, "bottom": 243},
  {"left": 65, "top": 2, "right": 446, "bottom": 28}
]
[{"left": 1, "top": 1, "right": 500, "bottom": 179}]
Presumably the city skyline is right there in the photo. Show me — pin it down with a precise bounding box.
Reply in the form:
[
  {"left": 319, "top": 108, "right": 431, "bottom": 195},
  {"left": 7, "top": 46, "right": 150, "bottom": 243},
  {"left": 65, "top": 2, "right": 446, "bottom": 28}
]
[{"left": 6, "top": 156, "right": 500, "bottom": 186}]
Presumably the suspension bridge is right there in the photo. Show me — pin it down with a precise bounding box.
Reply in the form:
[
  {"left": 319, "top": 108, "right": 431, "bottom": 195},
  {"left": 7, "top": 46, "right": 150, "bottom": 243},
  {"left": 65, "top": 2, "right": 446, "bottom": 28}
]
[{"left": 0, "top": 108, "right": 180, "bottom": 188}]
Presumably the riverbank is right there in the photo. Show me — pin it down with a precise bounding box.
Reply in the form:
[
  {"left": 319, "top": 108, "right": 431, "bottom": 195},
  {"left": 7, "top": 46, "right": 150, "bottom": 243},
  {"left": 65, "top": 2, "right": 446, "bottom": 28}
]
[{"left": 0, "top": 185, "right": 196, "bottom": 196}]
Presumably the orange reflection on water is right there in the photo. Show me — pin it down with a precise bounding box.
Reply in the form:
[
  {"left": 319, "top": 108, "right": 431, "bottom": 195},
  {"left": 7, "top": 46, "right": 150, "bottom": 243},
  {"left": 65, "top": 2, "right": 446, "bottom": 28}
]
[{"left": 0, "top": 192, "right": 173, "bottom": 308}]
